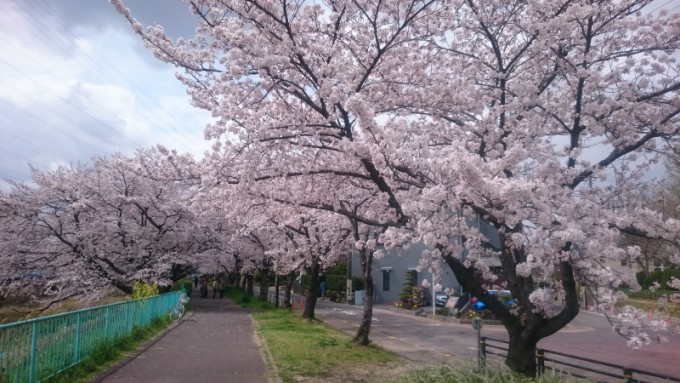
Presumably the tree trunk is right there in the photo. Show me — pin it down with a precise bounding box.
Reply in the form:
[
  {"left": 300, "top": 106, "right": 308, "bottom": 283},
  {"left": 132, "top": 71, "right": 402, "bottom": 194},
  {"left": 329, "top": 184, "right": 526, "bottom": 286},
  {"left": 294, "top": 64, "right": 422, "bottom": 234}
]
[
  {"left": 505, "top": 332, "right": 539, "bottom": 376},
  {"left": 353, "top": 249, "right": 374, "bottom": 345},
  {"left": 259, "top": 267, "right": 270, "bottom": 301},
  {"left": 284, "top": 271, "right": 295, "bottom": 309},
  {"left": 246, "top": 274, "right": 254, "bottom": 296},
  {"left": 274, "top": 275, "right": 280, "bottom": 308},
  {"left": 302, "top": 260, "right": 320, "bottom": 320}
]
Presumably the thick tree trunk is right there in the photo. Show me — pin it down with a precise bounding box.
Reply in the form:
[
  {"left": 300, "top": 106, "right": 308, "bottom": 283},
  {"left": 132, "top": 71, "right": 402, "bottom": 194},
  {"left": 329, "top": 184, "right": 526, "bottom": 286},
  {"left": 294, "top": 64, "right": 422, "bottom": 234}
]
[
  {"left": 274, "top": 275, "right": 280, "bottom": 308},
  {"left": 246, "top": 274, "right": 254, "bottom": 296},
  {"left": 353, "top": 249, "right": 374, "bottom": 345},
  {"left": 505, "top": 331, "right": 539, "bottom": 376},
  {"left": 441, "top": 244, "right": 580, "bottom": 377},
  {"left": 284, "top": 272, "right": 295, "bottom": 309},
  {"left": 302, "top": 260, "right": 321, "bottom": 320},
  {"left": 259, "top": 267, "right": 270, "bottom": 301}
]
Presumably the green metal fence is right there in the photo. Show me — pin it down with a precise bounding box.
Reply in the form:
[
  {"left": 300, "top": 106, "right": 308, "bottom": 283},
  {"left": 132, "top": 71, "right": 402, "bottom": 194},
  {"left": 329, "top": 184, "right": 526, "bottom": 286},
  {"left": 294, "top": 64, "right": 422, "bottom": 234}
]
[{"left": 0, "top": 291, "right": 181, "bottom": 383}]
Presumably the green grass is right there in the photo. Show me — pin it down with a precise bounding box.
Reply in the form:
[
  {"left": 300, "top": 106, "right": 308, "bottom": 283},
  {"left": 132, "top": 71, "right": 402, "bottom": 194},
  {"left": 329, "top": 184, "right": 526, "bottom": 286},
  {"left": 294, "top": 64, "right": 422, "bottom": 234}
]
[
  {"left": 254, "top": 309, "right": 396, "bottom": 382},
  {"left": 384, "top": 363, "right": 592, "bottom": 383},
  {"left": 44, "top": 316, "right": 173, "bottom": 383},
  {"left": 620, "top": 288, "right": 678, "bottom": 299}
]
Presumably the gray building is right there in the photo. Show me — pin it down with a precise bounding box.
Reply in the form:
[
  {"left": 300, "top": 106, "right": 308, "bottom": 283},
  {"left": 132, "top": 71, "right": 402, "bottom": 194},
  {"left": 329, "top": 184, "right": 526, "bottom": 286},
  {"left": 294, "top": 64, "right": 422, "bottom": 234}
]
[{"left": 350, "top": 215, "right": 501, "bottom": 304}]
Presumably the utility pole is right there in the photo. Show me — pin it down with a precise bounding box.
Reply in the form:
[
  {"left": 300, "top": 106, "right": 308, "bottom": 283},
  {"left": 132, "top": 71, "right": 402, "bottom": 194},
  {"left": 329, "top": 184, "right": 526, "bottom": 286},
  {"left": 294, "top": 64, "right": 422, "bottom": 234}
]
[{"left": 347, "top": 248, "right": 353, "bottom": 304}]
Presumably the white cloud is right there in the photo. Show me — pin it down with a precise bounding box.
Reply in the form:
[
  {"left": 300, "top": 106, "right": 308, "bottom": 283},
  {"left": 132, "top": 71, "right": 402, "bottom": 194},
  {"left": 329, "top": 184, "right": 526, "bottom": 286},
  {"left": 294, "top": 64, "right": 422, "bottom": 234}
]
[{"left": 0, "top": 1, "right": 212, "bottom": 191}]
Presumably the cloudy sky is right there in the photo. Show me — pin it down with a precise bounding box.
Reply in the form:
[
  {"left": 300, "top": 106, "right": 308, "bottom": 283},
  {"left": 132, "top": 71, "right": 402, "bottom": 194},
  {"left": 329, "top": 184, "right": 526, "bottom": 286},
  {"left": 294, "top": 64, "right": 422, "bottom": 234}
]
[{"left": 0, "top": 0, "right": 212, "bottom": 190}]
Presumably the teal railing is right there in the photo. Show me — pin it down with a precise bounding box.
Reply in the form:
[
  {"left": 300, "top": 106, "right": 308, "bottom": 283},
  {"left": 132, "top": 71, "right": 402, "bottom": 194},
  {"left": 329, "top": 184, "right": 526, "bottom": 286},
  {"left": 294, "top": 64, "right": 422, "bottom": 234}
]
[{"left": 0, "top": 291, "right": 181, "bottom": 383}]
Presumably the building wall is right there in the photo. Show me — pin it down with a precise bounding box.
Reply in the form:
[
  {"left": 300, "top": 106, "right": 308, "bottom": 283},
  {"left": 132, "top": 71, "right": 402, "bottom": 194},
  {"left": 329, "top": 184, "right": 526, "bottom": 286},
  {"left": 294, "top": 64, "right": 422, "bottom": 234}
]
[{"left": 351, "top": 241, "right": 461, "bottom": 304}]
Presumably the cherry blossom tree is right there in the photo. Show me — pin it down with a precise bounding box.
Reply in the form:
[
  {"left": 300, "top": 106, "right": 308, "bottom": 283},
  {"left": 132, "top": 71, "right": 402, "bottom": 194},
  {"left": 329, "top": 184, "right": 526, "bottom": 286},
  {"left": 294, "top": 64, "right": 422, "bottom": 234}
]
[
  {"left": 402, "top": 0, "right": 680, "bottom": 374},
  {"left": 2, "top": 149, "right": 204, "bottom": 300},
  {"left": 114, "top": 0, "right": 680, "bottom": 375}
]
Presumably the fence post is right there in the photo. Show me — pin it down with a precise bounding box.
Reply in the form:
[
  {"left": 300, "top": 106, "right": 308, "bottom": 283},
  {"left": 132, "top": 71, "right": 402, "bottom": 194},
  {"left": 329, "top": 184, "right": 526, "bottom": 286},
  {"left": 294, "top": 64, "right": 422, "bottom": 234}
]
[
  {"left": 536, "top": 349, "right": 545, "bottom": 376},
  {"left": 74, "top": 311, "right": 82, "bottom": 363},
  {"left": 623, "top": 368, "right": 634, "bottom": 383},
  {"left": 479, "top": 336, "right": 486, "bottom": 371},
  {"left": 104, "top": 306, "right": 110, "bottom": 341},
  {"left": 28, "top": 322, "right": 38, "bottom": 383}
]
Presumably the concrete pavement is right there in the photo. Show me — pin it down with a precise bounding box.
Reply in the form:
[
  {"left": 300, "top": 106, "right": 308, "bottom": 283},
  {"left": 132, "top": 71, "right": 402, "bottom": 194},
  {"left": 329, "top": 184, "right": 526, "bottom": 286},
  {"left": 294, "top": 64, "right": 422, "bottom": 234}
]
[{"left": 94, "top": 292, "right": 272, "bottom": 383}]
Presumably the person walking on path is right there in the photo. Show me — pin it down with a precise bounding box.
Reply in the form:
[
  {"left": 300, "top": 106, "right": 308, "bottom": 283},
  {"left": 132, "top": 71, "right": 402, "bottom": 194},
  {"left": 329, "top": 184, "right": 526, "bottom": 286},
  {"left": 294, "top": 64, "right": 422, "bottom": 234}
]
[
  {"left": 212, "top": 277, "right": 222, "bottom": 299},
  {"left": 319, "top": 280, "right": 326, "bottom": 300},
  {"left": 199, "top": 277, "right": 208, "bottom": 298}
]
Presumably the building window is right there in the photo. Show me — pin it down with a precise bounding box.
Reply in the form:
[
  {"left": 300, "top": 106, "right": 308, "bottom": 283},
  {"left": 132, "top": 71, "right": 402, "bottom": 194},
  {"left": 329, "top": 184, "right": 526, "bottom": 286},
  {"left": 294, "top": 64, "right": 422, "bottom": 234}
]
[{"left": 382, "top": 270, "right": 390, "bottom": 291}]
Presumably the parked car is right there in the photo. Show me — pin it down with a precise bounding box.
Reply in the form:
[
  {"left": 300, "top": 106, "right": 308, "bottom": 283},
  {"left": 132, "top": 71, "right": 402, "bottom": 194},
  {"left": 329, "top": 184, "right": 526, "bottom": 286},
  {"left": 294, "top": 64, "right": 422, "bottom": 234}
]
[
  {"left": 472, "top": 290, "right": 515, "bottom": 310},
  {"left": 435, "top": 291, "right": 449, "bottom": 307}
]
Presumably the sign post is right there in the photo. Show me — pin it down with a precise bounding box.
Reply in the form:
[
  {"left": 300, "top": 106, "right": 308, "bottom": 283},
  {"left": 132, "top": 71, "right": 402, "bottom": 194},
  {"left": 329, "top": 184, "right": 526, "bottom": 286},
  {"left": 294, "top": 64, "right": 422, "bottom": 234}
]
[{"left": 472, "top": 318, "right": 484, "bottom": 370}]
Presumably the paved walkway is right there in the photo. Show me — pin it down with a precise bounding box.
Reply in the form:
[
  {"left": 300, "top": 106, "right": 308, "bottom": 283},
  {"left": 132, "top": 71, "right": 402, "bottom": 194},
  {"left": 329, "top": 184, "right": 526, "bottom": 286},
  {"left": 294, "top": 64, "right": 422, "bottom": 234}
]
[{"left": 95, "top": 292, "right": 271, "bottom": 383}]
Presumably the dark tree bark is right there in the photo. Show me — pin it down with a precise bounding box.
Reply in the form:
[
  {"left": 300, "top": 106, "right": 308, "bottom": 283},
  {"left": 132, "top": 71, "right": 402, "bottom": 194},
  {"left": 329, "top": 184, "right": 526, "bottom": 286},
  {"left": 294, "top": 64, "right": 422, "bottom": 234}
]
[
  {"left": 246, "top": 273, "right": 254, "bottom": 296},
  {"left": 302, "top": 259, "right": 321, "bottom": 320},
  {"left": 353, "top": 247, "right": 374, "bottom": 346},
  {"left": 258, "top": 266, "right": 271, "bottom": 301},
  {"left": 284, "top": 271, "right": 295, "bottom": 309}
]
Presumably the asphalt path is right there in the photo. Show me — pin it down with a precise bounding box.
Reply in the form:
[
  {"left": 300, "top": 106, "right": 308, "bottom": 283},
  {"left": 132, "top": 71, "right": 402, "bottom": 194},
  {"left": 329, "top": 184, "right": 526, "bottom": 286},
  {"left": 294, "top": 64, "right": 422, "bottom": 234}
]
[
  {"left": 95, "top": 294, "right": 270, "bottom": 383},
  {"left": 314, "top": 300, "right": 680, "bottom": 380}
]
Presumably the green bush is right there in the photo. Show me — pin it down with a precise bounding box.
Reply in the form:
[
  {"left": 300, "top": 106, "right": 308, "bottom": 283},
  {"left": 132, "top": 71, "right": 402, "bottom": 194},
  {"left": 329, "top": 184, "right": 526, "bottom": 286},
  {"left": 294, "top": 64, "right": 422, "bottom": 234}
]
[
  {"left": 352, "top": 277, "right": 364, "bottom": 291},
  {"left": 326, "top": 275, "right": 346, "bottom": 292},
  {"left": 131, "top": 281, "right": 159, "bottom": 299},
  {"left": 325, "top": 262, "right": 347, "bottom": 275}
]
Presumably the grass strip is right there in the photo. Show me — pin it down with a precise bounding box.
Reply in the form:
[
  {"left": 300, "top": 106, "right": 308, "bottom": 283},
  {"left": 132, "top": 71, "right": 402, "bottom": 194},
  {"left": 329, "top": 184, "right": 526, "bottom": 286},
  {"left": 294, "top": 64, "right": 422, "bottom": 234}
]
[
  {"left": 384, "top": 363, "right": 593, "bottom": 383},
  {"left": 44, "top": 315, "right": 173, "bottom": 383},
  {"left": 254, "top": 309, "right": 396, "bottom": 382}
]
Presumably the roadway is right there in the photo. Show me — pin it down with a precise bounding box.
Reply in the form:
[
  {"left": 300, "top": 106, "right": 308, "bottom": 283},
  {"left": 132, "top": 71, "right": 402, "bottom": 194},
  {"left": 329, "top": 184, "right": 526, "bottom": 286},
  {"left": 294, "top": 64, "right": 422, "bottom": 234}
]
[{"left": 314, "top": 300, "right": 680, "bottom": 379}]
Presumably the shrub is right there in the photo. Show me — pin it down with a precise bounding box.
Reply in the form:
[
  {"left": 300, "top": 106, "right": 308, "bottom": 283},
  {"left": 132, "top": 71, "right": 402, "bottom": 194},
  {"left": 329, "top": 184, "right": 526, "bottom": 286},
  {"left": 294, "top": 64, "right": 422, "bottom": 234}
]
[
  {"left": 325, "top": 262, "right": 347, "bottom": 275},
  {"left": 131, "top": 281, "right": 159, "bottom": 299},
  {"left": 326, "top": 275, "right": 346, "bottom": 292}
]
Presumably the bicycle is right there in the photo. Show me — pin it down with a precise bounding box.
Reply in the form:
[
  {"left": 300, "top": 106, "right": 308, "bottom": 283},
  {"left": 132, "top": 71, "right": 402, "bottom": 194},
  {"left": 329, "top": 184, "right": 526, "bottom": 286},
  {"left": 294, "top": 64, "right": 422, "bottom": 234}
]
[{"left": 170, "top": 291, "right": 190, "bottom": 321}]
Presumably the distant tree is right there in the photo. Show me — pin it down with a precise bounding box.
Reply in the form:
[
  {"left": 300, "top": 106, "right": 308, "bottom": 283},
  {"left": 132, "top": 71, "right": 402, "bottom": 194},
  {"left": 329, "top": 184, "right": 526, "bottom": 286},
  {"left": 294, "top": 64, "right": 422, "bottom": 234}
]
[{"left": 1, "top": 149, "right": 203, "bottom": 300}]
